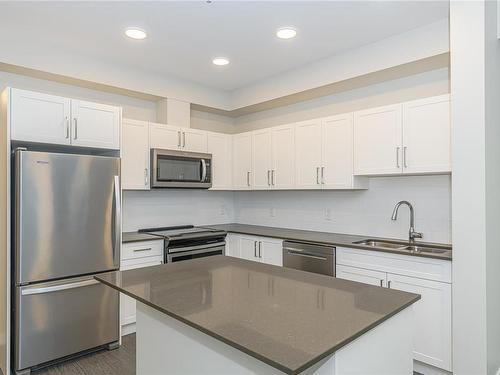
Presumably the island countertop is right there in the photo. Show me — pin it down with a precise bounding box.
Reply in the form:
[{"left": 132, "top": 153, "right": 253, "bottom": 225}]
[{"left": 96, "top": 256, "right": 420, "bottom": 374}]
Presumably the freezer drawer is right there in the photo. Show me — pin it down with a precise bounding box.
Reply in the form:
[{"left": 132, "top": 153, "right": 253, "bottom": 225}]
[{"left": 15, "top": 276, "right": 119, "bottom": 371}]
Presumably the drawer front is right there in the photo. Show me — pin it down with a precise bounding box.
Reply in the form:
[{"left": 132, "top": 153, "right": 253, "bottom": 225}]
[
  {"left": 121, "top": 240, "right": 163, "bottom": 261},
  {"left": 336, "top": 247, "right": 451, "bottom": 283}
]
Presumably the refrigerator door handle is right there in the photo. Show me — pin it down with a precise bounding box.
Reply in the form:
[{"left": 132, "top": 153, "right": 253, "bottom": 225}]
[
  {"left": 21, "top": 279, "right": 99, "bottom": 296},
  {"left": 113, "top": 175, "right": 121, "bottom": 267}
]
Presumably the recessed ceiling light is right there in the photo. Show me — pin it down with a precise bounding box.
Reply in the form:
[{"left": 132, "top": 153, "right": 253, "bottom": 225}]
[
  {"left": 212, "top": 57, "right": 230, "bottom": 66},
  {"left": 125, "top": 28, "right": 147, "bottom": 40},
  {"left": 276, "top": 27, "right": 297, "bottom": 39}
]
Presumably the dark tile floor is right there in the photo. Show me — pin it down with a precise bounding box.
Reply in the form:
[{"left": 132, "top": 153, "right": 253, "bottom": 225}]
[{"left": 33, "top": 335, "right": 135, "bottom": 375}]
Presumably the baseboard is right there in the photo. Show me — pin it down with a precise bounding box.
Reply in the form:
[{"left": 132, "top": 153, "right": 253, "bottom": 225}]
[
  {"left": 121, "top": 323, "right": 136, "bottom": 336},
  {"left": 414, "top": 360, "right": 452, "bottom": 375}
]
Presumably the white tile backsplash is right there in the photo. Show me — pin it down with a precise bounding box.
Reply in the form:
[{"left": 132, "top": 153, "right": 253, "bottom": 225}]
[
  {"left": 123, "top": 175, "right": 451, "bottom": 244},
  {"left": 122, "top": 190, "right": 235, "bottom": 231},
  {"left": 233, "top": 175, "right": 452, "bottom": 244}
]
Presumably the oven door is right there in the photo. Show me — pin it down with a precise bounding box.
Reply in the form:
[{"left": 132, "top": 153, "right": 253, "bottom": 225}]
[
  {"left": 167, "top": 242, "right": 225, "bottom": 263},
  {"left": 151, "top": 149, "right": 212, "bottom": 188}
]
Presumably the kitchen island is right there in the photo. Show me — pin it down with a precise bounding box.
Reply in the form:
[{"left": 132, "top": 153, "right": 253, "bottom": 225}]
[{"left": 96, "top": 256, "right": 420, "bottom": 375}]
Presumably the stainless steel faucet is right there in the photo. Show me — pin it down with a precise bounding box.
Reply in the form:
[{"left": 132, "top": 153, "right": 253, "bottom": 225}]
[{"left": 391, "top": 201, "right": 423, "bottom": 243}]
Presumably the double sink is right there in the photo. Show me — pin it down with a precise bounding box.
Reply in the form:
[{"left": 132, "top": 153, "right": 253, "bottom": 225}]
[{"left": 353, "top": 239, "right": 451, "bottom": 256}]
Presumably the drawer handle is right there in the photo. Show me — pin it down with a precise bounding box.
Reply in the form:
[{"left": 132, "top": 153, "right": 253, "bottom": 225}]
[{"left": 133, "top": 248, "right": 152, "bottom": 252}]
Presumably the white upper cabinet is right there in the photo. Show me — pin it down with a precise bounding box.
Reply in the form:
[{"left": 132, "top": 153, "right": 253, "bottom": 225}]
[
  {"left": 121, "top": 119, "right": 149, "bottom": 190},
  {"left": 353, "top": 95, "right": 451, "bottom": 176},
  {"left": 9, "top": 88, "right": 120, "bottom": 149},
  {"left": 149, "top": 122, "right": 181, "bottom": 150},
  {"left": 252, "top": 129, "right": 273, "bottom": 190},
  {"left": 294, "top": 119, "right": 323, "bottom": 189},
  {"left": 271, "top": 125, "right": 295, "bottom": 189},
  {"left": 10, "top": 89, "right": 71, "bottom": 145},
  {"left": 402, "top": 95, "right": 451, "bottom": 174},
  {"left": 321, "top": 113, "right": 366, "bottom": 189},
  {"left": 354, "top": 104, "right": 403, "bottom": 175},
  {"left": 182, "top": 128, "right": 207, "bottom": 153},
  {"left": 232, "top": 132, "right": 253, "bottom": 190},
  {"left": 207, "top": 132, "right": 232, "bottom": 190},
  {"left": 70, "top": 100, "right": 120, "bottom": 149}
]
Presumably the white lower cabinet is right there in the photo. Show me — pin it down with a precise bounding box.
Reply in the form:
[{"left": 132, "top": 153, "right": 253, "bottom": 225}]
[
  {"left": 225, "top": 233, "right": 283, "bottom": 267},
  {"left": 336, "top": 264, "right": 386, "bottom": 287},
  {"left": 336, "top": 247, "right": 452, "bottom": 372},
  {"left": 120, "top": 240, "right": 163, "bottom": 335}
]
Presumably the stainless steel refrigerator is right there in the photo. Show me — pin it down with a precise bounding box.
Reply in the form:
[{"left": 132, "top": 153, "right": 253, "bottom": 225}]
[{"left": 13, "top": 149, "right": 121, "bottom": 374}]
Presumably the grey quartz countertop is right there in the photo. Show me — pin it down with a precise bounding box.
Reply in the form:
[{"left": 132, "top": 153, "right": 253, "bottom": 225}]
[
  {"left": 122, "top": 231, "right": 162, "bottom": 243},
  {"left": 96, "top": 255, "right": 420, "bottom": 375},
  {"left": 202, "top": 223, "right": 452, "bottom": 261}
]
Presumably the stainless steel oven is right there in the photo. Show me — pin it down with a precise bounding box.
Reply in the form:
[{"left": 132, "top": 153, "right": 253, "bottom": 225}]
[
  {"left": 150, "top": 148, "right": 212, "bottom": 189},
  {"left": 167, "top": 240, "right": 226, "bottom": 263}
]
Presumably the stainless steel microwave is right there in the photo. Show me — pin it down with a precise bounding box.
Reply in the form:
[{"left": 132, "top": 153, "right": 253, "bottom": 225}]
[{"left": 150, "top": 149, "right": 212, "bottom": 189}]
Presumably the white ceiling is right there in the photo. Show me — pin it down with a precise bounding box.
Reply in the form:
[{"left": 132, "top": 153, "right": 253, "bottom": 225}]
[{"left": 1, "top": 1, "right": 449, "bottom": 92}]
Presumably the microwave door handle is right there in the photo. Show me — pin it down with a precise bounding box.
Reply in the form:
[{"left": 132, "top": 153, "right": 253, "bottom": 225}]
[{"left": 201, "top": 159, "right": 207, "bottom": 182}]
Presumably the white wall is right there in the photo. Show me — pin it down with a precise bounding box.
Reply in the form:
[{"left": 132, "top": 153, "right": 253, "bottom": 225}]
[
  {"left": 191, "top": 110, "right": 236, "bottom": 134},
  {"left": 233, "top": 176, "right": 451, "bottom": 244},
  {"left": 122, "top": 190, "right": 235, "bottom": 232},
  {"left": 234, "top": 68, "right": 449, "bottom": 132},
  {"left": 0, "top": 70, "right": 157, "bottom": 122}
]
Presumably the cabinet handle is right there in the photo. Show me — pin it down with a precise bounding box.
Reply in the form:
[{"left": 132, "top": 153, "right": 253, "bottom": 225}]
[
  {"left": 73, "top": 118, "right": 78, "bottom": 140},
  {"left": 272, "top": 170, "right": 275, "bottom": 186},
  {"left": 254, "top": 241, "right": 257, "bottom": 257},
  {"left": 177, "top": 131, "right": 181, "bottom": 147},
  {"left": 387, "top": 280, "right": 391, "bottom": 289},
  {"left": 267, "top": 170, "right": 271, "bottom": 186},
  {"left": 403, "top": 146, "right": 408, "bottom": 168},
  {"left": 321, "top": 167, "right": 325, "bottom": 184},
  {"left": 380, "top": 279, "right": 383, "bottom": 287},
  {"left": 65, "top": 117, "right": 70, "bottom": 139},
  {"left": 247, "top": 171, "right": 251, "bottom": 187},
  {"left": 144, "top": 168, "right": 148, "bottom": 186},
  {"left": 133, "top": 247, "right": 152, "bottom": 252},
  {"left": 258, "top": 241, "right": 262, "bottom": 258},
  {"left": 182, "top": 132, "right": 186, "bottom": 148},
  {"left": 396, "top": 147, "right": 400, "bottom": 168},
  {"left": 316, "top": 167, "right": 320, "bottom": 184}
]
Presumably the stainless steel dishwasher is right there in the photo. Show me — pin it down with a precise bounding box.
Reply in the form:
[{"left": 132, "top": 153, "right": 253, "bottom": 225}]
[{"left": 282, "top": 241, "right": 336, "bottom": 276}]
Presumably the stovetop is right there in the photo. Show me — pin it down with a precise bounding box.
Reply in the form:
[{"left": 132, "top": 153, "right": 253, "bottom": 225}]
[{"left": 138, "top": 225, "right": 226, "bottom": 241}]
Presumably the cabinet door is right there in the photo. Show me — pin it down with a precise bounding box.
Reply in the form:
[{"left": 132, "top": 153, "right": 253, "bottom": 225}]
[
  {"left": 71, "top": 100, "right": 120, "bottom": 149},
  {"left": 120, "top": 257, "right": 162, "bottom": 328},
  {"left": 272, "top": 125, "right": 295, "bottom": 189},
  {"left": 294, "top": 120, "right": 322, "bottom": 189},
  {"left": 321, "top": 113, "right": 354, "bottom": 189},
  {"left": 207, "top": 132, "right": 232, "bottom": 190},
  {"left": 387, "top": 273, "right": 452, "bottom": 371},
  {"left": 238, "top": 236, "right": 259, "bottom": 262},
  {"left": 121, "top": 119, "right": 149, "bottom": 190},
  {"left": 336, "top": 265, "right": 387, "bottom": 287},
  {"left": 259, "top": 238, "right": 283, "bottom": 267},
  {"left": 182, "top": 128, "right": 208, "bottom": 153},
  {"left": 252, "top": 129, "right": 273, "bottom": 190},
  {"left": 353, "top": 104, "right": 402, "bottom": 175},
  {"left": 10, "top": 88, "right": 71, "bottom": 145},
  {"left": 224, "top": 234, "right": 240, "bottom": 258},
  {"left": 232, "top": 132, "right": 253, "bottom": 190},
  {"left": 402, "top": 95, "right": 451, "bottom": 174},
  {"left": 149, "top": 122, "right": 180, "bottom": 150}
]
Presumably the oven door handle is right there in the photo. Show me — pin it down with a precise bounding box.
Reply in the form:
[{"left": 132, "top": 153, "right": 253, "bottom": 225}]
[{"left": 168, "top": 241, "right": 226, "bottom": 253}]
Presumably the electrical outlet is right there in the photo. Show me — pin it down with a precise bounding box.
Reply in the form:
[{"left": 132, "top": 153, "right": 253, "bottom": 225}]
[
  {"left": 220, "top": 205, "right": 226, "bottom": 216},
  {"left": 325, "top": 208, "right": 332, "bottom": 221},
  {"left": 270, "top": 208, "right": 276, "bottom": 217}
]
